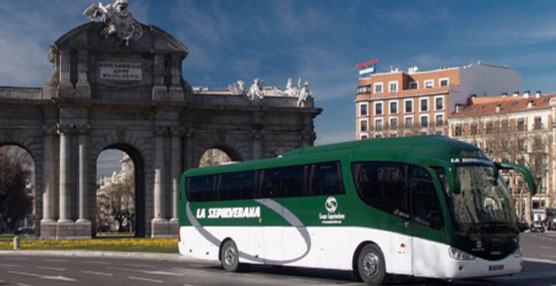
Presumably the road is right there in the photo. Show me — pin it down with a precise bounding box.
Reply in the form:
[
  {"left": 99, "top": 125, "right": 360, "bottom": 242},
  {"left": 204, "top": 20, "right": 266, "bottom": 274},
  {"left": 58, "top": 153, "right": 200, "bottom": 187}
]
[{"left": 0, "top": 232, "right": 554, "bottom": 286}]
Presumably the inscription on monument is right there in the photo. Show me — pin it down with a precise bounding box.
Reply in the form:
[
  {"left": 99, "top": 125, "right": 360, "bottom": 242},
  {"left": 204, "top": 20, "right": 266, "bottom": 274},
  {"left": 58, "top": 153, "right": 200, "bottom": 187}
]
[{"left": 99, "top": 61, "right": 142, "bottom": 81}]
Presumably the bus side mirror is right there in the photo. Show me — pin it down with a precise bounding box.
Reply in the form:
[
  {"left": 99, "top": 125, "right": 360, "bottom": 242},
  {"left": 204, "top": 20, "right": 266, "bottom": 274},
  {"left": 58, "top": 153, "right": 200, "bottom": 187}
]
[{"left": 494, "top": 162, "right": 537, "bottom": 196}]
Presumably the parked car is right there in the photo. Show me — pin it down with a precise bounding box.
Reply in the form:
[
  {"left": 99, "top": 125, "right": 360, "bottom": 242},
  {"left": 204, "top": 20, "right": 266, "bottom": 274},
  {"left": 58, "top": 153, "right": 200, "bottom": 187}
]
[
  {"left": 530, "top": 222, "right": 545, "bottom": 233},
  {"left": 517, "top": 221, "right": 529, "bottom": 232},
  {"left": 14, "top": 227, "right": 35, "bottom": 235}
]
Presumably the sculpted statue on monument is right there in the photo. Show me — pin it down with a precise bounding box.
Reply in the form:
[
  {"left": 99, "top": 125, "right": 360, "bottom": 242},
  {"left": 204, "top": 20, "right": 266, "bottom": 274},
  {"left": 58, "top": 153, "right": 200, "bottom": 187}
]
[
  {"left": 229, "top": 80, "right": 247, "bottom": 96},
  {"left": 284, "top": 78, "right": 299, "bottom": 97},
  {"left": 83, "top": 0, "right": 143, "bottom": 45},
  {"left": 297, "top": 81, "right": 312, "bottom": 107},
  {"left": 247, "top": 79, "right": 264, "bottom": 100}
]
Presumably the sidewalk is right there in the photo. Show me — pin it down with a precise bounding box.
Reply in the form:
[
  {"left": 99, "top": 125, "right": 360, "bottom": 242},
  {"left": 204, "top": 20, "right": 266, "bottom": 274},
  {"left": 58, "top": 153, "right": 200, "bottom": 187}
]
[{"left": 0, "top": 250, "right": 206, "bottom": 263}]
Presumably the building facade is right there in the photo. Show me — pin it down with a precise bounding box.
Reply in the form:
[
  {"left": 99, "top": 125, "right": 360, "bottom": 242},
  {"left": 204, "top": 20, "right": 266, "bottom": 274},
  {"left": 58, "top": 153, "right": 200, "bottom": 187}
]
[
  {"left": 355, "top": 62, "right": 521, "bottom": 140},
  {"left": 450, "top": 92, "right": 556, "bottom": 223}
]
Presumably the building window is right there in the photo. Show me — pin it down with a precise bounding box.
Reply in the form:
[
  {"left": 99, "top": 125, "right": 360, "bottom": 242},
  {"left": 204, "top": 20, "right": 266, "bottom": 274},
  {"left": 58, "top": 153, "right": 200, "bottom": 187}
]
[
  {"left": 405, "top": 99, "right": 413, "bottom": 113},
  {"left": 435, "top": 96, "right": 444, "bottom": 111},
  {"left": 420, "top": 98, "right": 429, "bottom": 112},
  {"left": 518, "top": 139, "right": 526, "bottom": 152},
  {"left": 420, "top": 115, "right": 429, "bottom": 127},
  {"left": 486, "top": 121, "right": 493, "bottom": 134},
  {"left": 374, "top": 102, "right": 383, "bottom": 115},
  {"left": 374, "top": 83, "right": 383, "bottom": 94},
  {"left": 360, "top": 103, "right": 368, "bottom": 116},
  {"left": 435, "top": 114, "right": 444, "bottom": 126},
  {"left": 390, "top": 118, "right": 398, "bottom": 129},
  {"left": 409, "top": 81, "right": 418, "bottom": 89},
  {"left": 357, "top": 85, "right": 371, "bottom": 94},
  {"left": 455, "top": 124, "right": 462, "bottom": 136},
  {"left": 517, "top": 118, "right": 526, "bottom": 131},
  {"left": 360, "top": 120, "right": 368, "bottom": 132},
  {"left": 375, "top": 119, "right": 383, "bottom": 131},
  {"left": 390, "top": 133, "right": 397, "bottom": 138},
  {"left": 424, "top": 80, "right": 434, "bottom": 89},
  {"left": 439, "top": 78, "right": 449, "bottom": 87},
  {"left": 502, "top": 119, "right": 509, "bottom": 132},
  {"left": 534, "top": 117, "right": 542, "bottom": 130},
  {"left": 470, "top": 123, "right": 478, "bottom": 135},
  {"left": 405, "top": 117, "right": 414, "bottom": 128},
  {"left": 389, "top": 81, "right": 398, "bottom": 93},
  {"left": 390, "top": 101, "right": 398, "bottom": 114},
  {"left": 360, "top": 135, "right": 368, "bottom": 140}
]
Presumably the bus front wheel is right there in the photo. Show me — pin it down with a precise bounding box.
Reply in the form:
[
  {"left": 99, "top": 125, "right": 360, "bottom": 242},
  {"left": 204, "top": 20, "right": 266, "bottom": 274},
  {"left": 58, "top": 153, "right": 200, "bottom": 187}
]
[
  {"left": 220, "top": 240, "right": 240, "bottom": 272},
  {"left": 357, "top": 244, "right": 386, "bottom": 285}
]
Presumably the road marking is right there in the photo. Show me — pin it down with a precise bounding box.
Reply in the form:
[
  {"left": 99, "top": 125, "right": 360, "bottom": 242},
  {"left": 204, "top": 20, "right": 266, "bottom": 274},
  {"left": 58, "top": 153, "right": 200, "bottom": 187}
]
[
  {"left": 82, "top": 270, "right": 113, "bottom": 277},
  {"left": 0, "top": 263, "right": 22, "bottom": 267},
  {"left": 17, "top": 283, "right": 33, "bottom": 286},
  {"left": 83, "top": 260, "right": 110, "bottom": 265},
  {"left": 109, "top": 267, "right": 183, "bottom": 276},
  {"left": 525, "top": 257, "right": 556, "bottom": 265},
  {"left": 8, "top": 271, "right": 78, "bottom": 282},
  {"left": 129, "top": 276, "right": 164, "bottom": 283},
  {"left": 37, "top": 266, "right": 66, "bottom": 271},
  {"left": 43, "top": 259, "right": 68, "bottom": 263},
  {"left": 125, "top": 263, "right": 156, "bottom": 268}
]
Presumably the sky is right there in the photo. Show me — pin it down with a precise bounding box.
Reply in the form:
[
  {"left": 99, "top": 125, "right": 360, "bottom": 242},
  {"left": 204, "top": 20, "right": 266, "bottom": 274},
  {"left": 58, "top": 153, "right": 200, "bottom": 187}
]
[{"left": 3, "top": 0, "right": 556, "bottom": 177}]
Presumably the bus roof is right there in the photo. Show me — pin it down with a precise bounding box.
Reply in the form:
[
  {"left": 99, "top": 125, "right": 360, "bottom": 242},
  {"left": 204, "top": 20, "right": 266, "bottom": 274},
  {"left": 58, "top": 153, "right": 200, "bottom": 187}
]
[{"left": 184, "top": 136, "right": 485, "bottom": 178}]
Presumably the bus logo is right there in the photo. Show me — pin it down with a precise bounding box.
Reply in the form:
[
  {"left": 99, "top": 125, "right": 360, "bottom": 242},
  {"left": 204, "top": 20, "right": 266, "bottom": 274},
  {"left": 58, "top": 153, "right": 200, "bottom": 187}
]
[{"left": 325, "top": 197, "right": 338, "bottom": 213}]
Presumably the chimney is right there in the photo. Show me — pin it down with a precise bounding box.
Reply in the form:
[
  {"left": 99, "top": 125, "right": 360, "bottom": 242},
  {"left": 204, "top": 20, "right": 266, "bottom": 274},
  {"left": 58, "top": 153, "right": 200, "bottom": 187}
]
[
  {"left": 513, "top": 91, "right": 519, "bottom": 97},
  {"left": 496, "top": 104, "right": 501, "bottom": 113},
  {"left": 536, "top": 90, "right": 542, "bottom": 98},
  {"left": 455, "top": 104, "right": 462, "bottom": 113},
  {"left": 501, "top": 92, "right": 507, "bottom": 97},
  {"left": 528, "top": 101, "right": 533, "bottom": 108},
  {"left": 524, "top": 90, "right": 530, "bottom": 98}
]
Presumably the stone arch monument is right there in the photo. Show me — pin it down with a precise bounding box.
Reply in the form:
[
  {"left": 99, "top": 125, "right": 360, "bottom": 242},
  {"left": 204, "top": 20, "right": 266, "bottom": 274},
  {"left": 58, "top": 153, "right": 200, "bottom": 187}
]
[{"left": 0, "top": 2, "right": 321, "bottom": 239}]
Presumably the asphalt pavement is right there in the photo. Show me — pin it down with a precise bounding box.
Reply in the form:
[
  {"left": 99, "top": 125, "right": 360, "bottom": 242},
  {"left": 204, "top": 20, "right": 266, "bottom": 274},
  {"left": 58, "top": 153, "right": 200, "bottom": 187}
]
[{"left": 0, "top": 232, "right": 554, "bottom": 286}]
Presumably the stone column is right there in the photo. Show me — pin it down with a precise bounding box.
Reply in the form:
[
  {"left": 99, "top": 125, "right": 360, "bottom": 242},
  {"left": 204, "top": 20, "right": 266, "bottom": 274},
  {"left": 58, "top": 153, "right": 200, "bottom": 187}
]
[
  {"left": 75, "top": 125, "right": 92, "bottom": 238},
  {"left": 169, "top": 127, "right": 183, "bottom": 234},
  {"left": 57, "top": 124, "right": 74, "bottom": 238},
  {"left": 40, "top": 125, "right": 57, "bottom": 239},
  {"left": 57, "top": 50, "right": 73, "bottom": 95},
  {"left": 184, "top": 129, "right": 193, "bottom": 170},
  {"left": 252, "top": 131, "right": 262, "bottom": 160},
  {"left": 152, "top": 53, "right": 167, "bottom": 100},
  {"left": 76, "top": 50, "right": 91, "bottom": 98},
  {"left": 152, "top": 126, "right": 169, "bottom": 236}
]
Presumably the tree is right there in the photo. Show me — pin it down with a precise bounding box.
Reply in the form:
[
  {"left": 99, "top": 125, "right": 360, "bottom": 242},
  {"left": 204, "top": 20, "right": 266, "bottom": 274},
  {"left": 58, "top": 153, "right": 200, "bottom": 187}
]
[
  {"left": 0, "top": 146, "right": 33, "bottom": 231},
  {"left": 96, "top": 172, "right": 135, "bottom": 233}
]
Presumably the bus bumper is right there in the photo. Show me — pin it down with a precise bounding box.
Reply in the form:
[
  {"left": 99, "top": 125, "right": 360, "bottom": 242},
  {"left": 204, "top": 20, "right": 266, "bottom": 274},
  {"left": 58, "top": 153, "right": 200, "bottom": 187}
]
[{"left": 444, "top": 249, "right": 523, "bottom": 279}]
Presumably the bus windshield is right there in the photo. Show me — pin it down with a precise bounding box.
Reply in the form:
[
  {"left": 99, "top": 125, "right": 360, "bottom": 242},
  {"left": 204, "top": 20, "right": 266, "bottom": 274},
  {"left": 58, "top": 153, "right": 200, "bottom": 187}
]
[{"left": 447, "top": 164, "right": 518, "bottom": 234}]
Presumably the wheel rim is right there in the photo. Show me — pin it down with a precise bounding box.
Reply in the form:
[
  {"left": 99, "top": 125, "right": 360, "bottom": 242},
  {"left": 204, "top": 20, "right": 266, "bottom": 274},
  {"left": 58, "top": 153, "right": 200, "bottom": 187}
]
[
  {"left": 224, "top": 247, "right": 236, "bottom": 266},
  {"left": 362, "top": 252, "right": 379, "bottom": 277}
]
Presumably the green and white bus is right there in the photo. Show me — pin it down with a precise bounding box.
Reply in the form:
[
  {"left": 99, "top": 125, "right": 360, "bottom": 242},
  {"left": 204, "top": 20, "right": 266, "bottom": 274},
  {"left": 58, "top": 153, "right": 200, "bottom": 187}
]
[{"left": 178, "top": 136, "right": 536, "bottom": 284}]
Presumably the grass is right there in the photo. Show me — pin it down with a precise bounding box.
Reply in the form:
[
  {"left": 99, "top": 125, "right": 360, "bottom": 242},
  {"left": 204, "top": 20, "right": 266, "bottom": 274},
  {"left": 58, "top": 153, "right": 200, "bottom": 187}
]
[{"left": 0, "top": 237, "right": 179, "bottom": 253}]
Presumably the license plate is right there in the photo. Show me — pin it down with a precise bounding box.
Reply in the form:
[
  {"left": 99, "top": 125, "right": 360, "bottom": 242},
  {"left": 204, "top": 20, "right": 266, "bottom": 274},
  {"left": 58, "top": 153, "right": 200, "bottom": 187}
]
[{"left": 489, "top": 265, "right": 504, "bottom": 271}]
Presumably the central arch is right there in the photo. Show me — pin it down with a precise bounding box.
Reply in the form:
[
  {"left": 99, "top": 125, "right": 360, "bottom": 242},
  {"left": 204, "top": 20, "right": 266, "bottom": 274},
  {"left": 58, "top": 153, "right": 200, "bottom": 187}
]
[{"left": 94, "top": 143, "right": 145, "bottom": 237}]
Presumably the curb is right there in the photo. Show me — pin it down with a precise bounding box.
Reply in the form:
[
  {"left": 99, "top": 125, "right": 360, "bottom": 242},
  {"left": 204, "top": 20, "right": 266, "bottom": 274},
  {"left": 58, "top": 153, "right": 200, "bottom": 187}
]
[{"left": 0, "top": 250, "right": 207, "bottom": 263}]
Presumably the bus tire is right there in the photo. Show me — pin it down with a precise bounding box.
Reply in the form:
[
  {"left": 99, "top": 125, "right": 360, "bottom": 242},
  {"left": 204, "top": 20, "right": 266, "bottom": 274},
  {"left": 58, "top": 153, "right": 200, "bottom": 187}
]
[
  {"left": 220, "top": 240, "right": 240, "bottom": 272},
  {"left": 357, "top": 244, "right": 386, "bottom": 285}
]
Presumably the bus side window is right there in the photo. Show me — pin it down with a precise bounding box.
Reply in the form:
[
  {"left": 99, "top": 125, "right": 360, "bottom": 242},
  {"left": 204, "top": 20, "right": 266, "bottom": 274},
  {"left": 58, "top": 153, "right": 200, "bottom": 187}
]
[
  {"left": 261, "top": 165, "right": 306, "bottom": 198},
  {"left": 218, "top": 171, "right": 256, "bottom": 200},
  {"left": 351, "top": 162, "right": 410, "bottom": 218},
  {"left": 187, "top": 175, "right": 215, "bottom": 202},
  {"left": 410, "top": 167, "right": 444, "bottom": 230},
  {"left": 309, "top": 161, "right": 345, "bottom": 196}
]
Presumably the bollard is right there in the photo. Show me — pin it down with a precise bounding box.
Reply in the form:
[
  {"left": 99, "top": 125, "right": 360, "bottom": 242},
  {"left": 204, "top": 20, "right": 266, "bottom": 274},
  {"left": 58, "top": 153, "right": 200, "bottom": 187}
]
[{"left": 13, "top": 236, "right": 20, "bottom": 250}]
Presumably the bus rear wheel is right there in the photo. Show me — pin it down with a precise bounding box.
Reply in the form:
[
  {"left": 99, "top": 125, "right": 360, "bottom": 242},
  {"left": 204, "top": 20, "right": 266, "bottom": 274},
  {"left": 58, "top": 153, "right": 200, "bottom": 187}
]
[
  {"left": 357, "top": 244, "right": 386, "bottom": 285},
  {"left": 221, "top": 240, "right": 240, "bottom": 272}
]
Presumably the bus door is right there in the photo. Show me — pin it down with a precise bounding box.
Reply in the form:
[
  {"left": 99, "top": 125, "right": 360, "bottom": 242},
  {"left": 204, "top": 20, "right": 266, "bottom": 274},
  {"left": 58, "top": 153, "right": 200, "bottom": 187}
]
[{"left": 410, "top": 167, "right": 446, "bottom": 277}]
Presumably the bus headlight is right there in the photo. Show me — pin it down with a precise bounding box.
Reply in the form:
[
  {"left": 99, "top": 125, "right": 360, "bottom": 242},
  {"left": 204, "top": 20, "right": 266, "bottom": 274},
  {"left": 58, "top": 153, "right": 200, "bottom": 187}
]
[
  {"left": 449, "top": 247, "right": 476, "bottom": 261},
  {"left": 513, "top": 249, "right": 522, "bottom": 258}
]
